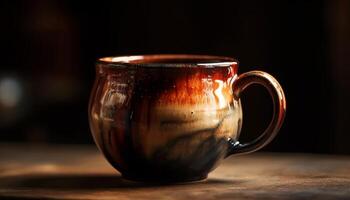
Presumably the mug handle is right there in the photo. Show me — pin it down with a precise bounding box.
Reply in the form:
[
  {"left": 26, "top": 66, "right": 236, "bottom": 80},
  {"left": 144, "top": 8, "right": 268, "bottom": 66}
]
[{"left": 226, "top": 70, "right": 286, "bottom": 156}]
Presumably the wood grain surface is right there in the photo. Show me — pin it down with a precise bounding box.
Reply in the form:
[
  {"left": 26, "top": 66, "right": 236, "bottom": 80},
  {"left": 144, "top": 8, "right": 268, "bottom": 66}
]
[{"left": 0, "top": 144, "right": 349, "bottom": 200}]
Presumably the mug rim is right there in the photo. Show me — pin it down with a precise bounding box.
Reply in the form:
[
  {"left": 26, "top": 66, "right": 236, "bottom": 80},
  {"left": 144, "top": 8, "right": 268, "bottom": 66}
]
[{"left": 96, "top": 54, "right": 238, "bottom": 68}]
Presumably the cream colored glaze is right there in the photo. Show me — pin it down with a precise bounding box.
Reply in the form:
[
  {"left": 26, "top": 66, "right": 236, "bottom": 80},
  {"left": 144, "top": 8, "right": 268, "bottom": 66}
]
[{"left": 132, "top": 102, "right": 242, "bottom": 159}]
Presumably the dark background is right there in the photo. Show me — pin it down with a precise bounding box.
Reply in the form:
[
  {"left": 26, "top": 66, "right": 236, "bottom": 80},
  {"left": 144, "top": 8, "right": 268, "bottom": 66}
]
[{"left": 0, "top": 0, "right": 349, "bottom": 154}]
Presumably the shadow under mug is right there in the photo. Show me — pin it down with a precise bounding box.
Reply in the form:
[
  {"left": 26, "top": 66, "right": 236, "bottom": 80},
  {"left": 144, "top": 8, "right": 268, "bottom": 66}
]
[{"left": 89, "top": 54, "right": 286, "bottom": 183}]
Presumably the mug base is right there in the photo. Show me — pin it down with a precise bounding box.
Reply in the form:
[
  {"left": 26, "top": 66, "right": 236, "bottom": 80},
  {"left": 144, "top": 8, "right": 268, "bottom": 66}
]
[{"left": 122, "top": 174, "right": 208, "bottom": 184}]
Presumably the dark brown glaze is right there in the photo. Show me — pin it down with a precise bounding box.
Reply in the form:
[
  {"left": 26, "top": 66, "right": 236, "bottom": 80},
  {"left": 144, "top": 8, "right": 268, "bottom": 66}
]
[{"left": 89, "top": 55, "right": 242, "bottom": 182}]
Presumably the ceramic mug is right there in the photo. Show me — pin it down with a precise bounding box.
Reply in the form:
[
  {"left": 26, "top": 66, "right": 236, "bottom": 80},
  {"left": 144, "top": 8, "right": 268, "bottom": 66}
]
[{"left": 89, "top": 54, "right": 286, "bottom": 182}]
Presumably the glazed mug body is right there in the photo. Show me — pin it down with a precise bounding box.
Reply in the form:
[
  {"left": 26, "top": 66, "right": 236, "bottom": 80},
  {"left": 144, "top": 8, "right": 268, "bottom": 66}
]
[{"left": 89, "top": 55, "right": 286, "bottom": 182}]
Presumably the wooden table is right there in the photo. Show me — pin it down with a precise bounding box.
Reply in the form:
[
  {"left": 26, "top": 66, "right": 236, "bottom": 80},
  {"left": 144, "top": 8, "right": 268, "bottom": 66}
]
[{"left": 0, "top": 144, "right": 350, "bottom": 200}]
